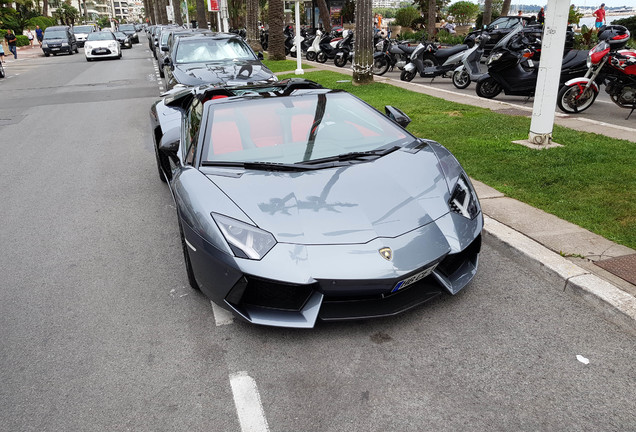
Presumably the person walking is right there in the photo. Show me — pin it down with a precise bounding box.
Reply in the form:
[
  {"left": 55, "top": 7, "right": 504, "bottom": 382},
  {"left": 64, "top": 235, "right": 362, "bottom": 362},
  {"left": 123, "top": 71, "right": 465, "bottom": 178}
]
[
  {"left": 26, "top": 29, "right": 34, "bottom": 48},
  {"left": 0, "top": 43, "right": 5, "bottom": 63},
  {"left": 537, "top": 7, "right": 545, "bottom": 25},
  {"left": 593, "top": 3, "right": 606, "bottom": 31},
  {"left": 35, "top": 25, "right": 43, "bottom": 47},
  {"left": 4, "top": 29, "right": 17, "bottom": 59}
]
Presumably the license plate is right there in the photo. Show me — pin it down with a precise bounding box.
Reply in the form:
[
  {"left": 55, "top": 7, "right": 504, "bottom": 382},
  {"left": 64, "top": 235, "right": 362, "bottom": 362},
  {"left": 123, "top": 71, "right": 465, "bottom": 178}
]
[
  {"left": 51, "top": 48, "right": 60, "bottom": 51},
  {"left": 392, "top": 264, "right": 437, "bottom": 293}
]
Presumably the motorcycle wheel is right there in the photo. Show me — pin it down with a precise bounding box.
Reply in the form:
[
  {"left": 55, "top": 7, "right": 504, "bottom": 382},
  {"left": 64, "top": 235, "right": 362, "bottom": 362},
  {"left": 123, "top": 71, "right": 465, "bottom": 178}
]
[
  {"left": 557, "top": 84, "right": 598, "bottom": 114},
  {"left": 334, "top": 54, "right": 347, "bottom": 67},
  {"left": 316, "top": 52, "right": 327, "bottom": 63},
  {"left": 400, "top": 69, "right": 416, "bottom": 82},
  {"left": 306, "top": 51, "right": 316, "bottom": 61},
  {"left": 452, "top": 69, "right": 471, "bottom": 89},
  {"left": 373, "top": 57, "right": 390, "bottom": 76},
  {"left": 476, "top": 78, "right": 502, "bottom": 99},
  {"left": 422, "top": 54, "right": 438, "bottom": 68}
]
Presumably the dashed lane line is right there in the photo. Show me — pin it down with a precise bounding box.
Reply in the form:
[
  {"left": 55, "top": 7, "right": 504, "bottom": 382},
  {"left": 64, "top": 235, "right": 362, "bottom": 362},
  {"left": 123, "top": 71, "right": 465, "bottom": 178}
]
[{"left": 230, "top": 372, "right": 270, "bottom": 432}]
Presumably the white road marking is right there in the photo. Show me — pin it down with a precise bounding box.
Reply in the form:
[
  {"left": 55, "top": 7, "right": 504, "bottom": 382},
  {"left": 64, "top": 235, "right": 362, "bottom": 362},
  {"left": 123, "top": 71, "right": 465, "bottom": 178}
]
[
  {"left": 211, "top": 301, "right": 234, "bottom": 326},
  {"left": 230, "top": 372, "right": 270, "bottom": 432},
  {"left": 576, "top": 355, "right": 590, "bottom": 365}
]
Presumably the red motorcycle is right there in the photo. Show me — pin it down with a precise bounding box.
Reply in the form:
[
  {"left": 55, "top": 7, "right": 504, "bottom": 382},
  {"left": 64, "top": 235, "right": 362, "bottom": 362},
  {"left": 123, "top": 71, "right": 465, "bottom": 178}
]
[{"left": 557, "top": 25, "right": 636, "bottom": 118}]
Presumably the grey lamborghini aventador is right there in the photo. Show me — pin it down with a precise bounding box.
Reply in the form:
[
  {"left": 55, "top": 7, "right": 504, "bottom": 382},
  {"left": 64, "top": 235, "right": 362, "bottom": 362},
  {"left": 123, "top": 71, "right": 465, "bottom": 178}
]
[{"left": 150, "top": 79, "right": 483, "bottom": 328}]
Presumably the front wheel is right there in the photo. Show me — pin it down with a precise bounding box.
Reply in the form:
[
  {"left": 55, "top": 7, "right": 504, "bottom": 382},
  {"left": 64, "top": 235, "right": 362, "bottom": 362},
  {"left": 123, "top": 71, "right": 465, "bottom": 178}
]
[
  {"left": 306, "top": 51, "right": 316, "bottom": 61},
  {"left": 452, "top": 69, "right": 471, "bottom": 89},
  {"left": 400, "top": 69, "right": 416, "bottom": 82},
  {"left": 316, "top": 51, "right": 327, "bottom": 63},
  {"left": 74, "top": 45, "right": 79, "bottom": 53},
  {"left": 476, "top": 77, "right": 502, "bottom": 99},
  {"left": 334, "top": 53, "right": 347, "bottom": 67},
  {"left": 373, "top": 56, "right": 390, "bottom": 76},
  {"left": 557, "top": 83, "right": 598, "bottom": 114}
]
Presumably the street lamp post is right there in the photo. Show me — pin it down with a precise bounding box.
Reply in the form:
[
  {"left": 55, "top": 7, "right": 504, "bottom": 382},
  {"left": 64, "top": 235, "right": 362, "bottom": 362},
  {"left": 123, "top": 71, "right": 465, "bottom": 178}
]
[{"left": 294, "top": 0, "right": 303, "bottom": 75}]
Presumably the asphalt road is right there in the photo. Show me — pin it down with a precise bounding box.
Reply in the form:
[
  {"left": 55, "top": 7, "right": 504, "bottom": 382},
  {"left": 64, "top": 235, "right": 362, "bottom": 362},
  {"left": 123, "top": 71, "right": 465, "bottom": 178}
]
[{"left": 1, "top": 43, "right": 635, "bottom": 431}]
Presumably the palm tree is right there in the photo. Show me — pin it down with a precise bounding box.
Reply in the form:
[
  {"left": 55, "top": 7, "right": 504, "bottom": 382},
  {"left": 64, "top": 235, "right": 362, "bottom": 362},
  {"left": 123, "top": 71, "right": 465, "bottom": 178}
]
[
  {"left": 195, "top": 0, "right": 207, "bottom": 28},
  {"left": 483, "top": 0, "right": 493, "bottom": 26},
  {"left": 352, "top": 0, "right": 373, "bottom": 85},
  {"left": 172, "top": 0, "right": 182, "bottom": 25},
  {"left": 246, "top": 0, "right": 261, "bottom": 52},
  {"left": 267, "top": 0, "right": 285, "bottom": 60},
  {"left": 501, "top": 0, "right": 511, "bottom": 17},
  {"left": 316, "top": 0, "right": 331, "bottom": 32},
  {"left": 427, "top": 0, "right": 435, "bottom": 39}
]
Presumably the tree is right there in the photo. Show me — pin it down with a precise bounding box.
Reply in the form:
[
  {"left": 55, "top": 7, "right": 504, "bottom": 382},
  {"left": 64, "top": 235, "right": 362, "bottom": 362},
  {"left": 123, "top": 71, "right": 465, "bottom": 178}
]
[
  {"left": 195, "top": 0, "right": 206, "bottom": 28},
  {"left": 341, "top": 0, "right": 354, "bottom": 23},
  {"left": 352, "top": 0, "right": 373, "bottom": 85},
  {"left": 316, "top": 0, "right": 331, "bottom": 32},
  {"left": 394, "top": 6, "right": 420, "bottom": 27},
  {"left": 500, "top": 0, "right": 511, "bottom": 17},
  {"left": 52, "top": 2, "right": 79, "bottom": 25},
  {"left": 267, "top": 0, "right": 285, "bottom": 60},
  {"left": 447, "top": 1, "right": 478, "bottom": 25},
  {"left": 427, "top": 0, "right": 435, "bottom": 39},
  {"left": 246, "top": 0, "right": 261, "bottom": 52},
  {"left": 172, "top": 0, "right": 182, "bottom": 25},
  {"left": 482, "top": 0, "right": 493, "bottom": 26}
]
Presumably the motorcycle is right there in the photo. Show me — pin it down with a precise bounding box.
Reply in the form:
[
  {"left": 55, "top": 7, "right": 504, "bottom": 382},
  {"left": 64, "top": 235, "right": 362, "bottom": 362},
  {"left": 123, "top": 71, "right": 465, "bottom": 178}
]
[
  {"left": 283, "top": 25, "right": 295, "bottom": 55},
  {"left": 334, "top": 30, "right": 354, "bottom": 67},
  {"left": 290, "top": 28, "right": 317, "bottom": 58},
  {"left": 475, "top": 24, "right": 589, "bottom": 99},
  {"left": 451, "top": 34, "right": 489, "bottom": 89},
  {"left": 557, "top": 25, "right": 636, "bottom": 118},
  {"left": 400, "top": 38, "right": 471, "bottom": 82},
  {"left": 373, "top": 34, "right": 416, "bottom": 76},
  {"left": 306, "top": 29, "right": 322, "bottom": 61}
]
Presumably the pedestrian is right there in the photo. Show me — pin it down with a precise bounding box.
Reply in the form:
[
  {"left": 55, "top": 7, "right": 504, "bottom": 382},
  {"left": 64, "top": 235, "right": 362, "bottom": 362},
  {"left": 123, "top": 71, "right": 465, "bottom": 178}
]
[
  {"left": 4, "top": 29, "right": 17, "bottom": 60},
  {"left": 35, "top": 25, "right": 43, "bottom": 47},
  {"left": 518, "top": 10, "right": 523, "bottom": 16},
  {"left": 537, "top": 7, "right": 545, "bottom": 25},
  {"left": 0, "top": 43, "right": 5, "bottom": 63},
  {"left": 26, "top": 28, "right": 34, "bottom": 48},
  {"left": 593, "top": 3, "right": 606, "bottom": 31}
]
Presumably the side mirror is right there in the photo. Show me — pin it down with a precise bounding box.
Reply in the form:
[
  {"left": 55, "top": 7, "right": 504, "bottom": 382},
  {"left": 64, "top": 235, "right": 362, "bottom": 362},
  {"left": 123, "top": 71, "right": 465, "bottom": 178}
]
[
  {"left": 257, "top": 51, "right": 264, "bottom": 60},
  {"left": 385, "top": 106, "right": 411, "bottom": 128},
  {"left": 161, "top": 46, "right": 169, "bottom": 51},
  {"left": 159, "top": 138, "right": 180, "bottom": 156},
  {"left": 163, "top": 56, "right": 172, "bottom": 66},
  {"left": 154, "top": 41, "right": 159, "bottom": 47}
]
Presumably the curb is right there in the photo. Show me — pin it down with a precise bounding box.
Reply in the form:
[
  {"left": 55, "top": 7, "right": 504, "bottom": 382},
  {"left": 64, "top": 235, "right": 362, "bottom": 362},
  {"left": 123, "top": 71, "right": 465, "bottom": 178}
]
[{"left": 484, "top": 216, "right": 636, "bottom": 334}]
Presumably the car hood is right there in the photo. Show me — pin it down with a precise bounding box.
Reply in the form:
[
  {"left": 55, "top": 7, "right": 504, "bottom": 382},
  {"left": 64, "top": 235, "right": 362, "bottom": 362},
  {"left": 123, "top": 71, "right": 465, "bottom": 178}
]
[
  {"left": 173, "top": 61, "right": 275, "bottom": 86},
  {"left": 205, "top": 147, "right": 451, "bottom": 245}
]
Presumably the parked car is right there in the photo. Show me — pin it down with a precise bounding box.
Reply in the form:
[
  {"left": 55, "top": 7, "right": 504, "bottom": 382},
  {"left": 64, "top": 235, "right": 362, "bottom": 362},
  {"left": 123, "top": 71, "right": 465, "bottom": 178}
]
[
  {"left": 150, "top": 79, "right": 483, "bottom": 328},
  {"left": 465, "top": 16, "right": 574, "bottom": 57},
  {"left": 72, "top": 24, "right": 97, "bottom": 47},
  {"left": 118, "top": 23, "right": 139, "bottom": 44},
  {"left": 114, "top": 31, "right": 133, "bottom": 49},
  {"left": 84, "top": 31, "right": 121, "bottom": 61},
  {"left": 162, "top": 33, "right": 277, "bottom": 90},
  {"left": 42, "top": 26, "right": 79, "bottom": 56}
]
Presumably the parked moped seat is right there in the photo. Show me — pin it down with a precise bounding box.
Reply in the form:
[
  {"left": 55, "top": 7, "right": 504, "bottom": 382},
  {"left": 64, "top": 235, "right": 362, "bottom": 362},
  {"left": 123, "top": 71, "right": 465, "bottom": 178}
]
[{"left": 435, "top": 44, "right": 469, "bottom": 59}]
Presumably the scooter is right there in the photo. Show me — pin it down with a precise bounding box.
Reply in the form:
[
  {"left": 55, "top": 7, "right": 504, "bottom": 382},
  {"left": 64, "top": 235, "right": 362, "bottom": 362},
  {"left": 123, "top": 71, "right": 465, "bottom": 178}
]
[
  {"left": 334, "top": 30, "right": 354, "bottom": 67},
  {"left": 306, "top": 29, "right": 322, "bottom": 61},
  {"left": 290, "top": 28, "right": 317, "bottom": 58},
  {"left": 451, "top": 34, "right": 488, "bottom": 89},
  {"left": 316, "top": 30, "right": 345, "bottom": 63},
  {"left": 475, "top": 24, "right": 588, "bottom": 99},
  {"left": 400, "top": 38, "right": 471, "bottom": 82}
]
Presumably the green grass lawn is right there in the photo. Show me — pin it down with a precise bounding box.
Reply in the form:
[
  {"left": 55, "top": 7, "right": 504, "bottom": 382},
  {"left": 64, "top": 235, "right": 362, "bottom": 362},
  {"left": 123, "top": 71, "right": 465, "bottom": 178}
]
[
  {"left": 262, "top": 59, "right": 313, "bottom": 73},
  {"left": 276, "top": 69, "right": 636, "bottom": 249}
]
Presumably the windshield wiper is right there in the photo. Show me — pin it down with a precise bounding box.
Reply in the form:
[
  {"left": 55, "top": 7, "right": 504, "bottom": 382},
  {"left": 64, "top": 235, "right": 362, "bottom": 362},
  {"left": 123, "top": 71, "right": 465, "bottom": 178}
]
[
  {"left": 302, "top": 146, "right": 401, "bottom": 165},
  {"left": 201, "top": 161, "right": 316, "bottom": 171}
]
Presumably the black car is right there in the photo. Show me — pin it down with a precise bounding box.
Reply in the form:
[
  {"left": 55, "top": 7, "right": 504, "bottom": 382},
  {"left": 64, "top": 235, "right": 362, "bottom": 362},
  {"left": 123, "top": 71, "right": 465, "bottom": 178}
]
[
  {"left": 114, "top": 31, "right": 133, "bottom": 49},
  {"left": 162, "top": 33, "right": 277, "bottom": 90},
  {"left": 118, "top": 23, "right": 139, "bottom": 44},
  {"left": 466, "top": 16, "right": 574, "bottom": 57},
  {"left": 42, "top": 26, "right": 79, "bottom": 56}
]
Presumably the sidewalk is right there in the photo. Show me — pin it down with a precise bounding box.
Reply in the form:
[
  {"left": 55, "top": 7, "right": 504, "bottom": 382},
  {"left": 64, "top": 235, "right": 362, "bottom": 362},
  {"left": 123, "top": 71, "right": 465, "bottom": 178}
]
[{"left": 280, "top": 62, "right": 636, "bottom": 332}]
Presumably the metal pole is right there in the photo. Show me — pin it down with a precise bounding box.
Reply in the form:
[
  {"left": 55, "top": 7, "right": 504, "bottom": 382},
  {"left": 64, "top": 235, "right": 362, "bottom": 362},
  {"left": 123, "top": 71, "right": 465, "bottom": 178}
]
[
  {"left": 528, "top": 0, "right": 570, "bottom": 145},
  {"left": 295, "top": 0, "right": 303, "bottom": 75},
  {"left": 185, "top": 0, "right": 190, "bottom": 28}
]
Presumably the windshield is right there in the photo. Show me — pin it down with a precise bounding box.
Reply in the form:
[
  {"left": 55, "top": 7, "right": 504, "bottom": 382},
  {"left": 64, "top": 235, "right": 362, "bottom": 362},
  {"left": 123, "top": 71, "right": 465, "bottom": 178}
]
[
  {"left": 44, "top": 30, "right": 67, "bottom": 40},
  {"left": 119, "top": 24, "right": 135, "bottom": 31},
  {"left": 73, "top": 26, "right": 94, "bottom": 33},
  {"left": 201, "top": 92, "right": 412, "bottom": 165},
  {"left": 492, "top": 23, "right": 523, "bottom": 50},
  {"left": 87, "top": 32, "right": 116, "bottom": 41},
  {"left": 114, "top": 32, "right": 127, "bottom": 39},
  {"left": 175, "top": 38, "right": 256, "bottom": 64}
]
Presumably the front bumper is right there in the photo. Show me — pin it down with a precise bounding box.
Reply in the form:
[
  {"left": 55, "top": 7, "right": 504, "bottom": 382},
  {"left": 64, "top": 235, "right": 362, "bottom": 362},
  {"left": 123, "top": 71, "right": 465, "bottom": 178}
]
[
  {"left": 42, "top": 45, "right": 72, "bottom": 55},
  {"left": 184, "top": 211, "right": 483, "bottom": 328},
  {"left": 85, "top": 47, "right": 119, "bottom": 58}
]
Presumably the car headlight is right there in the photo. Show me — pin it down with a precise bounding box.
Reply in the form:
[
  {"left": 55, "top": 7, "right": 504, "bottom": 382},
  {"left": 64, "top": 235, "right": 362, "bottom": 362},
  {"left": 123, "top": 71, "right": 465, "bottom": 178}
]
[
  {"left": 62, "top": 42, "right": 69, "bottom": 46},
  {"left": 449, "top": 176, "right": 479, "bottom": 219},
  {"left": 212, "top": 213, "right": 277, "bottom": 260},
  {"left": 85, "top": 43, "right": 92, "bottom": 50},
  {"left": 109, "top": 42, "right": 118, "bottom": 49},
  {"left": 488, "top": 52, "right": 503, "bottom": 64},
  {"left": 42, "top": 42, "right": 48, "bottom": 47}
]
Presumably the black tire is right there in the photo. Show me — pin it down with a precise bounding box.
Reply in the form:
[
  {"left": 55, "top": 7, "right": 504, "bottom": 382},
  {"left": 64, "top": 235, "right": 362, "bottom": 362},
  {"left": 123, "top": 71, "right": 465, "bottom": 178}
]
[
  {"left": 86, "top": 57, "right": 91, "bottom": 62},
  {"left": 400, "top": 69, "right": 416, "bottom": 82},
  {"left": 68, "top": 48, "right": 73, "bottom": 55},
  {"left": 373, "top": 56, "right": 390, "bottom": 76},
  {"left": 44, "top": 52, "right": 50, "bottom": 57},
  {"left": 159, "top": 66, "right": 165, "bottom": 78},
  {"left": 179, "top": 222, "right": 200, "bottom": 291},
  {"left": 306, "top": 51, "right": 316, "bottom": 61},
  {"left": 74, "top": 45, "right": 79, "bottom": 53},
  {"left": 0, "top": 65, "right": 4, "bottom": 79},
  {"left": 334, "top": 53, "right": 347, "bottom": 67},
  {"left": 452, "top": 69, "right": 471, "bottom": 89},
  {"left": 118, "top": 52, "right": 122, "bottom": 59},
  {"left": 475, "top": 77, "right": 502, "bottom": 99},
  {"left": 557, "top": 83, "right": 598, "bottom": 114},
  {"left": 316, "top": 51, "right": 327, "bottom": 63},
  {"left": 154, "top": 142, "right": 169, "bottom": 182},
  {"left": 422, "top": 54, "right": 438, "bottom": 67}
]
